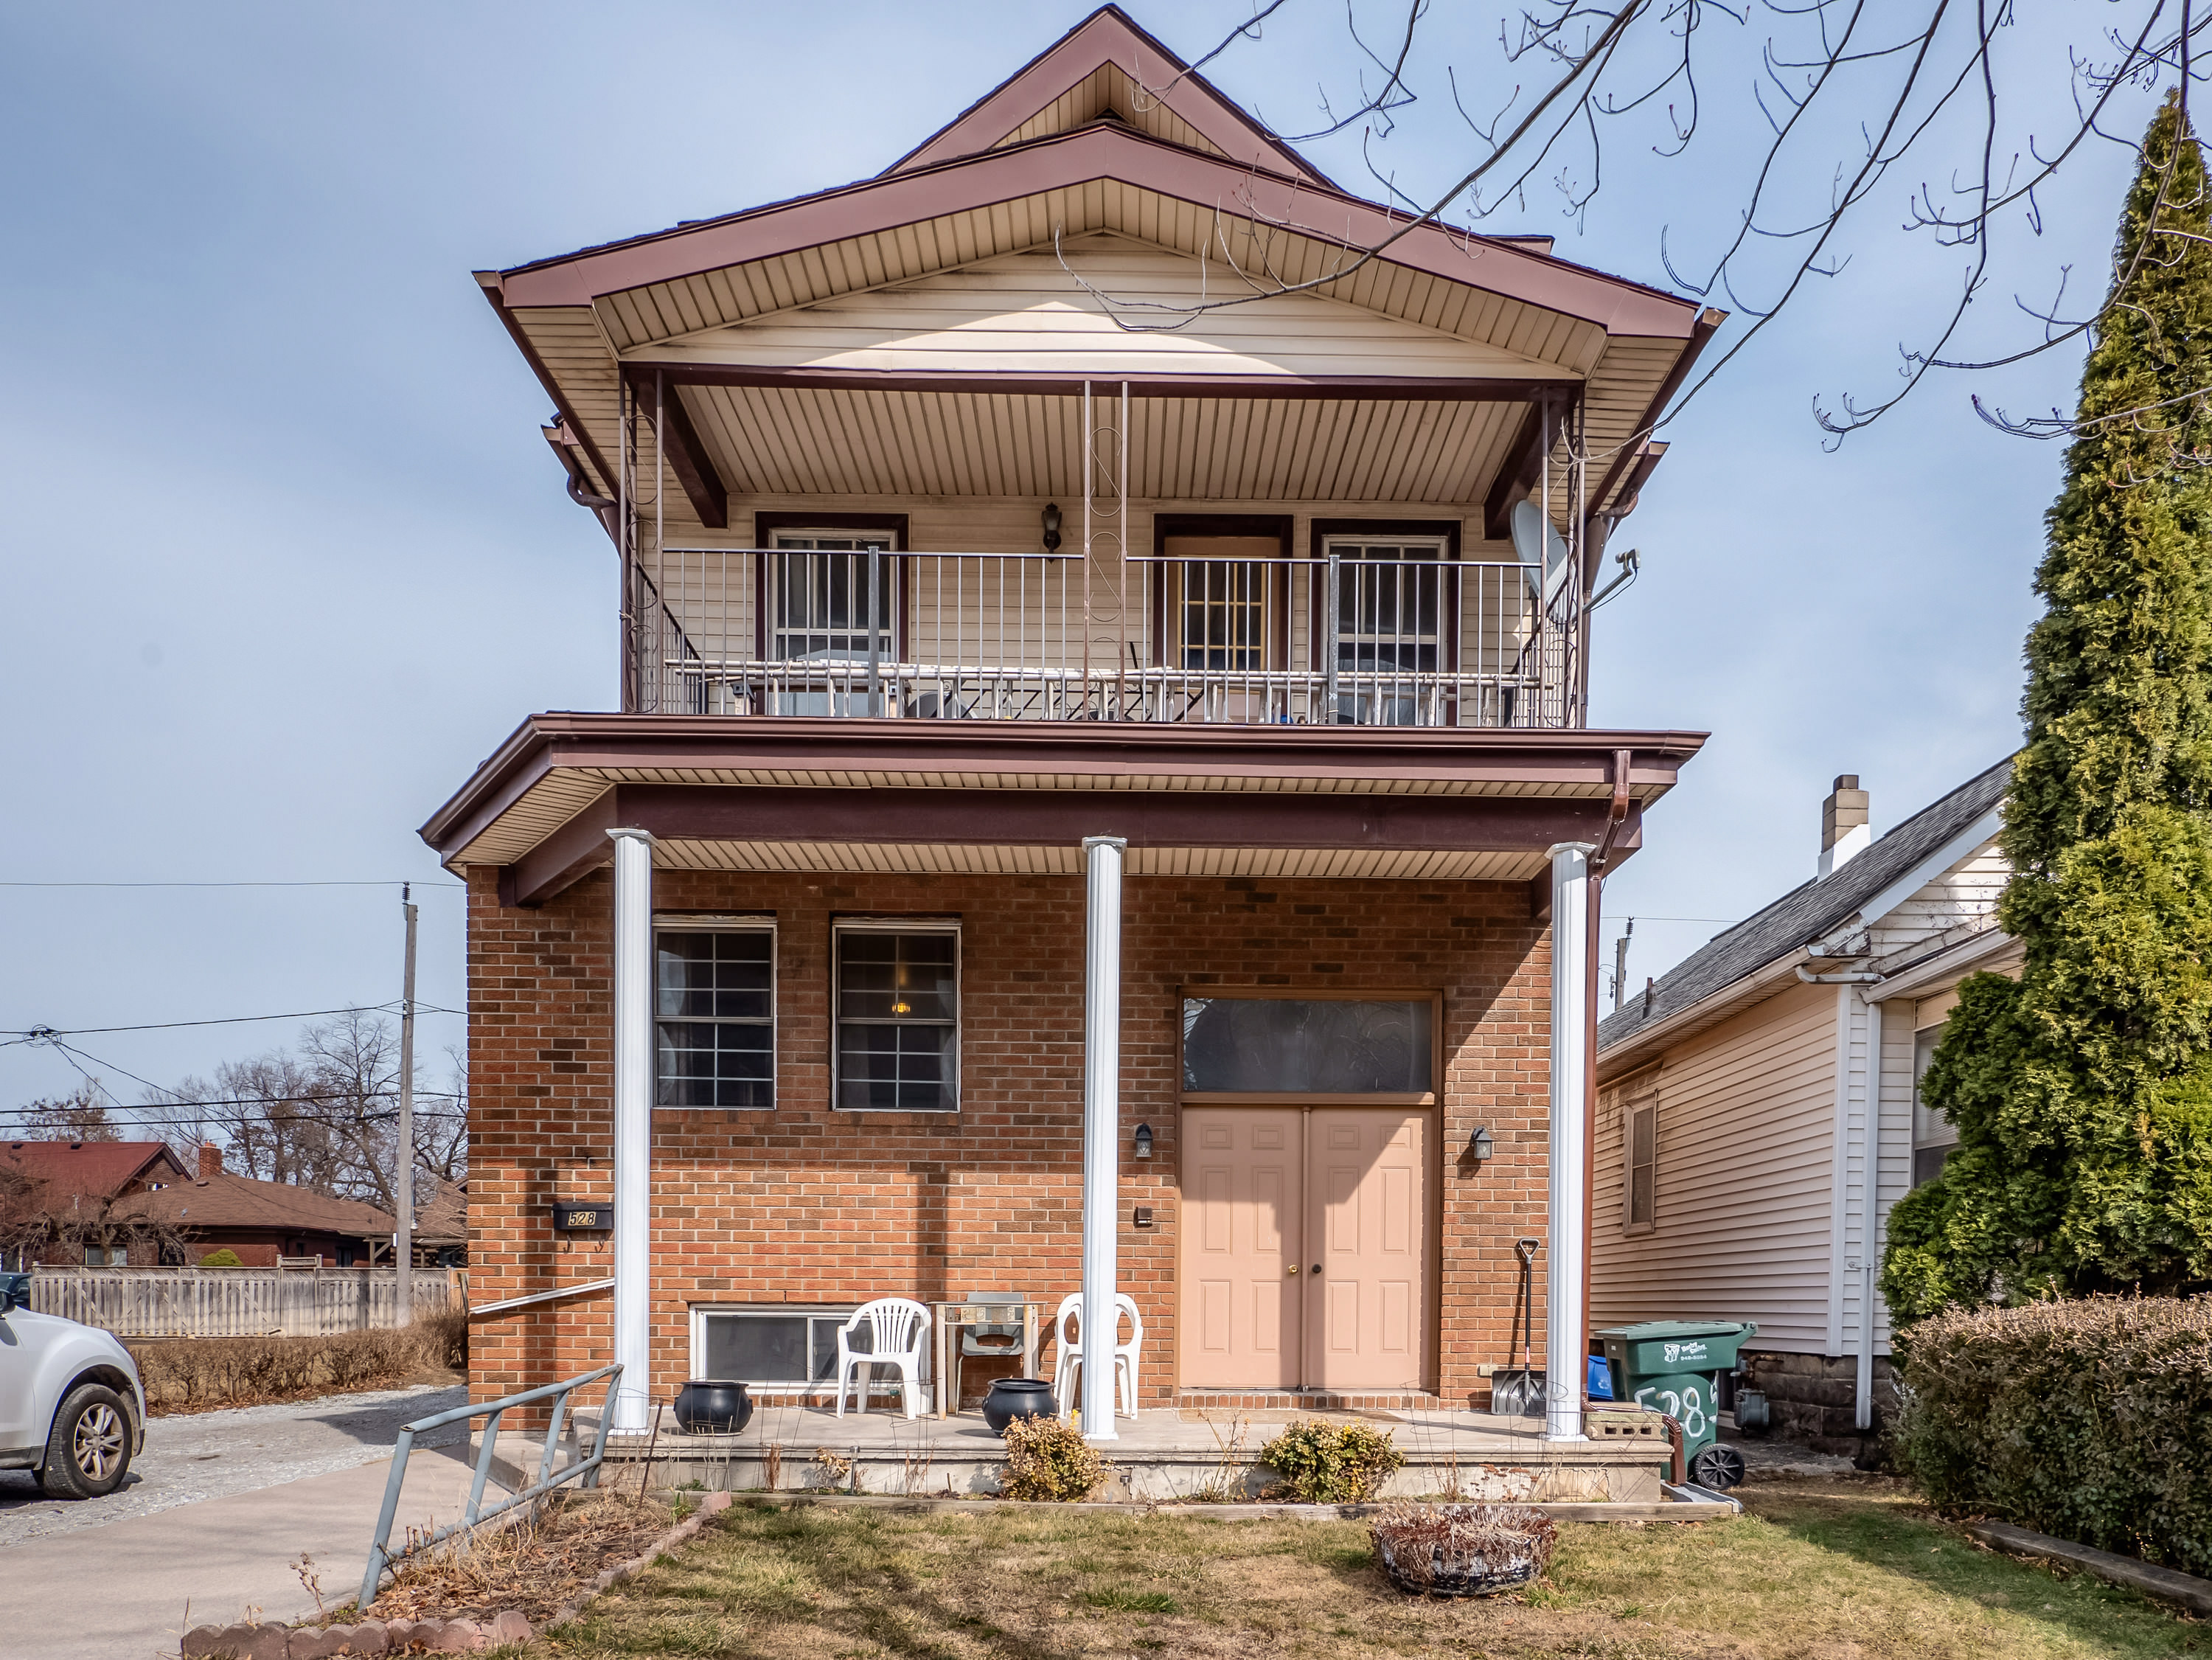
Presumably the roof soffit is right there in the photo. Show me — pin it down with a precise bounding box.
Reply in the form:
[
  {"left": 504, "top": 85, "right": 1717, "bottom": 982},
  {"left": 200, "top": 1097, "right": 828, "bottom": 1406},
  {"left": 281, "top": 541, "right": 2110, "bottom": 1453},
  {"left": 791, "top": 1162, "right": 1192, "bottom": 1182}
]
[
  {"left": 883, "top": 6, "right": 1335, "bottom": 189},
  {"left": 498, "top": 125, "right": 1697, "bottom": 346}
]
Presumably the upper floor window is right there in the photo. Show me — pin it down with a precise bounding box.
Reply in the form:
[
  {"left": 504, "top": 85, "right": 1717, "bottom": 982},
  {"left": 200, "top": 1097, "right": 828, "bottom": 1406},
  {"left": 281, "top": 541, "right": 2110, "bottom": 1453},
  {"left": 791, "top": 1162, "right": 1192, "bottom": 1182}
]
[
  {"left": 771, "top": 531, "right": 895, "bottom": 664},
  {"left": 835, "top": 923, "right": 959, "bottom": 1111},
  {"left": 655, "top": 920, "right": 776, "bottom": 1109},
  {"left": 1325, "top": 535, "right": 1450, "bottom": 678}
]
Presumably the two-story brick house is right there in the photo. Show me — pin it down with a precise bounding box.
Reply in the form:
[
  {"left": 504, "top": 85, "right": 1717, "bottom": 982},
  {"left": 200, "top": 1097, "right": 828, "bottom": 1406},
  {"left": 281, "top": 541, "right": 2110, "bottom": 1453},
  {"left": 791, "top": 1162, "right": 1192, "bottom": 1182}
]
[{"left": 422, "top": 6, "right": 1714, "bottom": 1442}]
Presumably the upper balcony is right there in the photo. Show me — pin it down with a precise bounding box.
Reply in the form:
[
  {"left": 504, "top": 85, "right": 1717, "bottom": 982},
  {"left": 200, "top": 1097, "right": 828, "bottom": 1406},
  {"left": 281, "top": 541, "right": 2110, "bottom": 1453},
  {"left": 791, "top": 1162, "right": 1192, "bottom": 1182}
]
[{"left": 630, "top": 541, "right": 1582, "bottom": 727}]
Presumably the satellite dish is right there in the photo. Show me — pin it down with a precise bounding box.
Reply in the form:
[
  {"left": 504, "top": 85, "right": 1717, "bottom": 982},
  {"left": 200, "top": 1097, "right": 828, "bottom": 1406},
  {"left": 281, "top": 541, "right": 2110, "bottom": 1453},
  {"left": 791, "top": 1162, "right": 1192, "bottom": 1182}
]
[{"left": 1510, "top": 498, "right": 1575, "bottom": 608}]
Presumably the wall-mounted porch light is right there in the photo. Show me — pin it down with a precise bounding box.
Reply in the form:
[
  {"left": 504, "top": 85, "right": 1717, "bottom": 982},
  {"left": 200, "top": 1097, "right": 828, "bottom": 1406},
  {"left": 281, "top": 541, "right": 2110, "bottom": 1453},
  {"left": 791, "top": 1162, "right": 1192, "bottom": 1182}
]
[
  {"left": 1041, "top": 502, "right": 1063, "bottom": 552},
  {"left": 1133, "top": 1122, "right": 1153, "bottom": 1160},
  {"left": 1467, "top": 1125, "right": 1496, "bottom": 1162}
]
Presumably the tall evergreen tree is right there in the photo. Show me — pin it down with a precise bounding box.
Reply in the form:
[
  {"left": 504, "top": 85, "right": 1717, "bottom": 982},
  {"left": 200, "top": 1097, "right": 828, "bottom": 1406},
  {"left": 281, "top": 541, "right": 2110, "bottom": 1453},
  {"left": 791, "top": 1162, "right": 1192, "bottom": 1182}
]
[{"left": 1885, "top": 92, "right": 2212, "bottom": 1322}]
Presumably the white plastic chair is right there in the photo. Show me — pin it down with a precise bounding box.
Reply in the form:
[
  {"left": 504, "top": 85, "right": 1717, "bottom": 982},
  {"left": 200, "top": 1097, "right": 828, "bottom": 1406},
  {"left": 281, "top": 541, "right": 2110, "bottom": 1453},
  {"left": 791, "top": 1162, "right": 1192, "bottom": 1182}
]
[
  {"left": 832, "top": 1297, "right": 932, "bottom": 1420},
  {"left": 1051, "top": 1291, "right": 1144, "bottom": 1421}
]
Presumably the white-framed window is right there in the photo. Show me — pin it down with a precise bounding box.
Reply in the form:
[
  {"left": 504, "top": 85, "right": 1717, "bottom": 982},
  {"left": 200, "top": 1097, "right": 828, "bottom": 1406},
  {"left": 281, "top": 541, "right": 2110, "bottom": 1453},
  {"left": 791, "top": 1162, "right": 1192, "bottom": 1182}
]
[
  {"left": 1912, "top": 1022, "right": 1958, "bottom": 1187},
  {"left": 654, "top": 915, "right": 776, "bottom": 1110},
  {"left": 1323, "top": 532, "right": 1451, "bottom": 725},
  {"left": 1623, "top": 1097, "right": 1658, "bottom": 1232},
  {"left": 691, "top": 1304, "right": 920, "bottom": 1396},
  {"left": 833, "top": 921, "right": 960, "bottom": 1111},
  {"left": 769, "top": 530, "right": 897, "bottom": 664},
  {"left": 84, "top": 1245, "right": 127, "bottom": 1266}
]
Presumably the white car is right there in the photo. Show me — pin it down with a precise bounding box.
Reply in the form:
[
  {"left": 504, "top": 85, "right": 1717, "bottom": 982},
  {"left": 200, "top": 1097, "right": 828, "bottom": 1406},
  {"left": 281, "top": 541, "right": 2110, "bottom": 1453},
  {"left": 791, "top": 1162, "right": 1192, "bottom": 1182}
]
[{"left": 0, "top": 1271, "right": 145, "bottom": 1498}]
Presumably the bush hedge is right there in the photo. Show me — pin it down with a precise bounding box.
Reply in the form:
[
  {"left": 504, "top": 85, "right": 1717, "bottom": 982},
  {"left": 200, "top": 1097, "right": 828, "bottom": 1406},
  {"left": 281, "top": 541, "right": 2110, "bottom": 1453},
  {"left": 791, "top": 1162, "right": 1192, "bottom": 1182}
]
[
  {"left": 1258, "top": 1418, "right": 1405, "bottom": 1504},
  {"left": 127, "top": 1315, "right": 465, "bottom": 1413},
  {"left": 1895, "top": 1296, "right": 2212, "bottom": 1575}
]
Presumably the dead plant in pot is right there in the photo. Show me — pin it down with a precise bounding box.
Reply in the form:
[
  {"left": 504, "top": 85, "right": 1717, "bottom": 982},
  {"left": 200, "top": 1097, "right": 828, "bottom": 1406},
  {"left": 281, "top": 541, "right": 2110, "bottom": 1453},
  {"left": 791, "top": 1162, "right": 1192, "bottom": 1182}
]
[{"left": 1368, "top": 1502, "right": 1557, "bottom": 1597}]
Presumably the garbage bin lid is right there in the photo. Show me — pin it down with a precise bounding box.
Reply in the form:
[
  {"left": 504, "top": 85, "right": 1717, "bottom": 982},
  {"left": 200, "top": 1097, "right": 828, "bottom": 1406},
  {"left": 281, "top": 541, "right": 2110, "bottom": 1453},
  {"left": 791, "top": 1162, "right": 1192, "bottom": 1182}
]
[{"left": 1596, "top": 1319, "right": 1758, "bottom": 1341}]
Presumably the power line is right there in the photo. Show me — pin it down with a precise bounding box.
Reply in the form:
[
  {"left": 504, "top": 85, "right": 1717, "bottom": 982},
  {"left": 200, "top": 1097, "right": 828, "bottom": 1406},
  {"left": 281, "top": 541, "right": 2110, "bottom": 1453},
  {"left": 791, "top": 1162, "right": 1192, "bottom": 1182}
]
[
  {"left": 0, "top": 879, "right": 463, "bottom": 890},
  {"left": 3, "top": 1002, "right": 466, "bottom": 1038}
]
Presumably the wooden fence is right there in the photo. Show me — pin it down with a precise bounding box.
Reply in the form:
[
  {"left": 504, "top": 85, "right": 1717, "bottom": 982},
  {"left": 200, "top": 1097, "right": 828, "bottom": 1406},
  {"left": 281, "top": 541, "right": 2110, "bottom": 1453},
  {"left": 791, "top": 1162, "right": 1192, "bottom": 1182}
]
[{"left": 27, "top": 1266, "right": 465, "bottom": 1338}]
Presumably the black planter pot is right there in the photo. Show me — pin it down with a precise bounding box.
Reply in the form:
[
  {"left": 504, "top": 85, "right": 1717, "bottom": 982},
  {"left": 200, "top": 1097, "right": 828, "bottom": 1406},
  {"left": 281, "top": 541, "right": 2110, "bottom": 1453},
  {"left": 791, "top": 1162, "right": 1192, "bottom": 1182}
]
[
  {"left": 673, "top": 1380, "right": 754, "bottom": 1435},
  {"left": 982, "top": 1378, "right": 1057, "bottom": 1434}
]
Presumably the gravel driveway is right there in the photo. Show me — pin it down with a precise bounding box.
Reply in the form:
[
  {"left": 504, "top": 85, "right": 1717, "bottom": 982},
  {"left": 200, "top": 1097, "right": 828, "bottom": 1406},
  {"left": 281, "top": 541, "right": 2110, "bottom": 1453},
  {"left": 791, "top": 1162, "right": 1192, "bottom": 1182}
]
[{"left": 0, "top": 1382, "right": 469, "bottom": 1545}]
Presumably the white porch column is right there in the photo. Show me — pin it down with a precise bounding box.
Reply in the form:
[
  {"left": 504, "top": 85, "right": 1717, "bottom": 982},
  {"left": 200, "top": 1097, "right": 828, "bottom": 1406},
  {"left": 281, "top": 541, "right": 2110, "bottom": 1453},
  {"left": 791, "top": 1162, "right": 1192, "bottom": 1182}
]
[
  {"left": 1079, "top": 835, "right": 1127, "bottom": 1442},
  {"left": 1545, "top": 841, "right": 1597, "bottom": 1442},
  {"left": 608, "top": 827, "right": 655, "bottom": 1433}
]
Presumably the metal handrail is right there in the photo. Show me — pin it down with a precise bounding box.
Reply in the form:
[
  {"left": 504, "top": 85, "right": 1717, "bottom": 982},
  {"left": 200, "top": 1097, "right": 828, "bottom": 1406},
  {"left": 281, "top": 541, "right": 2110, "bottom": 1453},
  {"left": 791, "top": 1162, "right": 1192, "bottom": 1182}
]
[{"left": 356, "top": 1361, "right": 622, "bottom": 1611}]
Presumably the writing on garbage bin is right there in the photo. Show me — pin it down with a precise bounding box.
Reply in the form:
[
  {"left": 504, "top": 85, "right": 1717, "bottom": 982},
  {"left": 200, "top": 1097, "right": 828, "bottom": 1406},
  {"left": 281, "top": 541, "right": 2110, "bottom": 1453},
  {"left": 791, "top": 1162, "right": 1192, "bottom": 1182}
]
[
  {"left": 1635, "top": 1381, "right": 1708, "bottom": 1441},
  {"left": 1660, "top": 1340, "right": 1709, "bottom": 1364}
]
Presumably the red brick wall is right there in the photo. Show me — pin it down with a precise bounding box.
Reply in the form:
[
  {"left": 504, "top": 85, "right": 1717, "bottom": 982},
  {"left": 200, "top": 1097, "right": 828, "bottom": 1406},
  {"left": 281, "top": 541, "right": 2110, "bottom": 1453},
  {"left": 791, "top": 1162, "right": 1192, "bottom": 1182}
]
[{"left": 465, "top": 867, "right": 1553, "bottom": 1413}]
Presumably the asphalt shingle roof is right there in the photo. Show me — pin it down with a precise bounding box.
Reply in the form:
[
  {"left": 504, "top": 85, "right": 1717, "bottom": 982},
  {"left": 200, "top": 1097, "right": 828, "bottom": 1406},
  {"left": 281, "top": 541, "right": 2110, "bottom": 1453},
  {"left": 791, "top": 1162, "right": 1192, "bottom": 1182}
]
[{"left": 1597, "top": 755, "right": 2015, "bottom": 1056}]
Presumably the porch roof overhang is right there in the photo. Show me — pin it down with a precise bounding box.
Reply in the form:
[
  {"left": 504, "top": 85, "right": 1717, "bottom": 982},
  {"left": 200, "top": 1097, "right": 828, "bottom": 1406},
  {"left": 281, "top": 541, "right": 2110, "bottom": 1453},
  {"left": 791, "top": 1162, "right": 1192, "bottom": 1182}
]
[
  {"left": 419, "top": 715, "right": 1706, "bottom": 907},
  {"left": 483, "top": 117, "right": 1717, "bottom": 530}
]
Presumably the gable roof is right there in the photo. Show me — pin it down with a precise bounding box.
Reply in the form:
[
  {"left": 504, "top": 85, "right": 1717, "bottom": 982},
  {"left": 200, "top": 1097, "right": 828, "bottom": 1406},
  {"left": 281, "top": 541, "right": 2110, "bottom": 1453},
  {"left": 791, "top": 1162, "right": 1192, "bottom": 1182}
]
[
  {"left": 116, "top": 1171, "right": 394, "bottom": 1238},
  {"left": 884, "top": 5, "right": 1337, "bottom": 189},
  {"left": 1596, "top": 756, "right": 2016, "bottom": 1067},
  {"left": 1, "top": 1141, "right": 188, "bottom": 1204}
]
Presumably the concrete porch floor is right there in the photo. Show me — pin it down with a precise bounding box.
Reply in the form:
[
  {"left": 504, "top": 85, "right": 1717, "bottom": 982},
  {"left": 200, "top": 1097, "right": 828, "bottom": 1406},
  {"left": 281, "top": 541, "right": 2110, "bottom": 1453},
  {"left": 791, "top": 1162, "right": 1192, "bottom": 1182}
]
[{"left": 549, "top": 1402, "right": 1674, "bottom": 1504}]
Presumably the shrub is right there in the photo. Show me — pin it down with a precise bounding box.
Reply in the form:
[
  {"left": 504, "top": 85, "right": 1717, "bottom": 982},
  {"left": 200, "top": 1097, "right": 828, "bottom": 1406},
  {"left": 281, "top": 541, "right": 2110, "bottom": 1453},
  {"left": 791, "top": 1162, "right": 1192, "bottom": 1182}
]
[
  {"left": 1259, "top": 1418, "right": 1405, "bottom": 1504},
  {"left": 198, "top": 1249, "right": 244, "bottom": 1268},
  {"left": 998, "top": 1414, "right": 1109, "bottom": 1501},
  {"left": 126, "top": 1316, "right": 463, "bottom": 1412},
  {"left": 1895, "top": 1296, "right": 2212, "bottom": 1576}
]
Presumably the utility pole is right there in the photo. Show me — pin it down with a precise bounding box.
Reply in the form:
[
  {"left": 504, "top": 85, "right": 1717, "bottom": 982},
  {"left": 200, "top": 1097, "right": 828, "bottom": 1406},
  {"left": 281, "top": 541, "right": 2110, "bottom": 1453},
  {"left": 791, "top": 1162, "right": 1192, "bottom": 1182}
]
[
  {"left": 1612, "top": 917, "right": 1634, "bottom": 1012},
  {"left": 396, "top": 883, "right": 417, "bottom": 1325}
]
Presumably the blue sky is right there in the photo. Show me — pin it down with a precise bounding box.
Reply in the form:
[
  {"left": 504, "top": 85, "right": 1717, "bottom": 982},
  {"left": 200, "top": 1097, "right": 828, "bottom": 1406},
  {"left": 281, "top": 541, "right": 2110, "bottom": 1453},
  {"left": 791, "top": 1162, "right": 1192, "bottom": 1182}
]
[{"left": 0, "top": 3, "right": 2153, "bottom": 1116}]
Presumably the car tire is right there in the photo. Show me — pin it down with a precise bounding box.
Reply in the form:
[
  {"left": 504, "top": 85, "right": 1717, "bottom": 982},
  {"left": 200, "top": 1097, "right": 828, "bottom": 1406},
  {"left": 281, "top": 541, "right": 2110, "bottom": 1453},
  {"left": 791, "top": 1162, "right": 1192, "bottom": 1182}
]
[{"left": 38, "top": 1383, "right": 133, "bottom": 1498}]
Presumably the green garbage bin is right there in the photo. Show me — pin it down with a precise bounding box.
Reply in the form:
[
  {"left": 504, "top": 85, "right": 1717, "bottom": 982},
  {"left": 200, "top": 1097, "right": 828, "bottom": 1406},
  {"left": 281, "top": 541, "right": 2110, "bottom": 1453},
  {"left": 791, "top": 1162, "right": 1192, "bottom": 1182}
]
[{"left": 1597, "top": 1320, "right": 1758, "bottom": 1490}]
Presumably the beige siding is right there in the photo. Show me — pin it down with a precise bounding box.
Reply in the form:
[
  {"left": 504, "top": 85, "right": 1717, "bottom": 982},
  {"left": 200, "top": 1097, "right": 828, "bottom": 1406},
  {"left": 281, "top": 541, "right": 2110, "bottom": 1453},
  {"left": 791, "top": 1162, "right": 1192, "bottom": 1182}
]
[{"left": 1593, "top": 979, "right": 1839, "bottom": 1352}]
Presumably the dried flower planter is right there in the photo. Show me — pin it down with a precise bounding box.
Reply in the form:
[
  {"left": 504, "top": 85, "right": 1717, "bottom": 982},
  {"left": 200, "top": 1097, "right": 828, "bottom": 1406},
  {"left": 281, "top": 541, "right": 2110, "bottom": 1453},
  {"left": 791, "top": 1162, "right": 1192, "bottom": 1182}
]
[{"left": 1369, "top": 1502, "right": 1558, "bottom": 1598}]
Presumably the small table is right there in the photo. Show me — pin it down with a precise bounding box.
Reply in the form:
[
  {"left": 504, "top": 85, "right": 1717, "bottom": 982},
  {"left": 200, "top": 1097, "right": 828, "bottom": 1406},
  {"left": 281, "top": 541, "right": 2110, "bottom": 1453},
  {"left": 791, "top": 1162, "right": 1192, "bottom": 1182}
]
[{"left": 932, "top": 1299, "right": 1045, "bottom": 1418}]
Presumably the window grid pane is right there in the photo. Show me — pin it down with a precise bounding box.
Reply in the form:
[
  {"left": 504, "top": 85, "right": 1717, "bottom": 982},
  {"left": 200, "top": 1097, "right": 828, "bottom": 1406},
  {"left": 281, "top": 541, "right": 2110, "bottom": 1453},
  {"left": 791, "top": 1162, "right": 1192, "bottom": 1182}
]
[
  {"left": 836, "top": 929, "right": 958, "bottom": 1111},
  {"left": 655, "top": 929, "right": 774, "bottom": 1108}
]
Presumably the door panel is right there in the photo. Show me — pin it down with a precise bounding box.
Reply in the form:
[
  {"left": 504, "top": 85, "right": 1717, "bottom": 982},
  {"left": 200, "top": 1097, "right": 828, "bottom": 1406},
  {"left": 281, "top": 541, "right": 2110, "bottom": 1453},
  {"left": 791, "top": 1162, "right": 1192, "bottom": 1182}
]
[
  {"left": 1308, "top": 1108, "right": 1430, "bottom": 1391},
  {"left": 1180, "top": 1108, "right": 1302, "bottom": 1388}
]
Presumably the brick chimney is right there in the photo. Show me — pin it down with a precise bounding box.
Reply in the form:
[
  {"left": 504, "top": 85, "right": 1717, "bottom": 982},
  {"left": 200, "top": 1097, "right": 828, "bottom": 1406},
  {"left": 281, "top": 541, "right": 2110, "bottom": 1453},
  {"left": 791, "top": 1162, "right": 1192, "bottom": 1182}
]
[
  {"left": 198, "top": 1142, "right": 223, "bottom": 1181},
  {"left": 1820, "top": 774, "right": 1871, "bottom": 879}
]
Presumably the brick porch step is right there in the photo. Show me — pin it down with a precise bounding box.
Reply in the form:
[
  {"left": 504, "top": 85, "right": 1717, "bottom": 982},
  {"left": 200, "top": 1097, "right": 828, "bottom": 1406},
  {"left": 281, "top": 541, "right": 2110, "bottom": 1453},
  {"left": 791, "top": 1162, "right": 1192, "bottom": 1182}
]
[{"left": 1175, "top": 1389, "right": 1455, "bottom": 1412}]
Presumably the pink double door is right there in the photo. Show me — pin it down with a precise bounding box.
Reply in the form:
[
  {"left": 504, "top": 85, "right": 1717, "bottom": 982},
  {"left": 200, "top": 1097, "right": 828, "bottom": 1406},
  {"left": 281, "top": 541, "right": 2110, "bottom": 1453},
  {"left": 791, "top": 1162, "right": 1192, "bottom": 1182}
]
[{"left": 1180, "top": 1107, "right": 1432, "bottom": 1392}]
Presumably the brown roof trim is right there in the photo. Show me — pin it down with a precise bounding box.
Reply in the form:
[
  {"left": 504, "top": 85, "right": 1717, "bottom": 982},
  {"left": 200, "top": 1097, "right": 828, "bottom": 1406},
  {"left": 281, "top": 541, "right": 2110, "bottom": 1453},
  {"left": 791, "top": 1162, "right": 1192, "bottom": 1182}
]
[
  {"left": 1589, "top": 305, "right": 1725, "bottom": 519},
  {"left": 623, "top": 361, "right": 1574, "bottom": 403},
  {"left": 475, "top": 271, "right": 619, "bottom": 532},
  {"left": 883, "top": 4, "right": 1337, "bottom": 191},
  {"left": 495, "top": 124, "right": 1700, "bottom": 339},
  {"left": 419, "top": 712, "right": 1708, "bottom": 861}
]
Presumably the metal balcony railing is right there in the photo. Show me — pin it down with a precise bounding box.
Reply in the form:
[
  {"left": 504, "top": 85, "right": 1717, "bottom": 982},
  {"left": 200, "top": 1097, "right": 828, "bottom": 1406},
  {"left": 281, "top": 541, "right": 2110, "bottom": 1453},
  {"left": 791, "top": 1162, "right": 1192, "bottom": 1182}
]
[{"left": 628, "top": 548, "right": 1582, "bottom": 727}]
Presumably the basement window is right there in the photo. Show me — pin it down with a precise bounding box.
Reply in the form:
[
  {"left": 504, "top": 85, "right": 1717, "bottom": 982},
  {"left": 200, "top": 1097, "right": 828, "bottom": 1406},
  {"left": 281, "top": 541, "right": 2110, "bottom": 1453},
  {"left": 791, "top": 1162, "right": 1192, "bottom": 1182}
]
[
  {"left": 1624, "top": 1099, "right": 1658, "bottom": 1233},
  {"left": 655, "top": 920, "right": 776, "bottom": 1109},
  {"left": 691, "top": 1305, "right": 914, "bottom": 1397},
  {"left": 834, "top": 923, "right": 959, "bottom": 1111}
]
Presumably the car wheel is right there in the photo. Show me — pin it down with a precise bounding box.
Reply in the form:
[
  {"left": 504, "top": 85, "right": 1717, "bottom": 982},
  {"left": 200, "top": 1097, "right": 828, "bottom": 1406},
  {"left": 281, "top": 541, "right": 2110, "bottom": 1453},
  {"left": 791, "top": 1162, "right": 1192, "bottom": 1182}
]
[{"left": 39, "top": 1383, "right": 133, "bottom": 1498}]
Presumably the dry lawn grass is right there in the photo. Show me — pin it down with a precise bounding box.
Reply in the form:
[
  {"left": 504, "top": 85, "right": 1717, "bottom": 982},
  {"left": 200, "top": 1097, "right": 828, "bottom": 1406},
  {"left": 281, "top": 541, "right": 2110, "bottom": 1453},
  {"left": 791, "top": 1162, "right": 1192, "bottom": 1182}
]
[
  {"left": 543, "top": 1477, "right": 2208, "bottom": 1660},
  {"left": 357, "top": 1490, "right": 681, "bottom": 1626}
]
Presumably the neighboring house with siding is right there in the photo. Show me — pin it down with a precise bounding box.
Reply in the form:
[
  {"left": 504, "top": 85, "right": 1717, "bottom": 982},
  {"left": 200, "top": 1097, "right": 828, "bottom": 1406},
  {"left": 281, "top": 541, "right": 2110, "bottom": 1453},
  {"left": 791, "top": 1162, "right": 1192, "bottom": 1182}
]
[{"left": 1593, "top": 759, "right": 2018, "bottom": 1453}]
